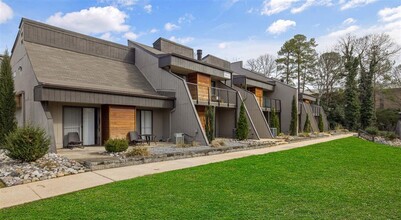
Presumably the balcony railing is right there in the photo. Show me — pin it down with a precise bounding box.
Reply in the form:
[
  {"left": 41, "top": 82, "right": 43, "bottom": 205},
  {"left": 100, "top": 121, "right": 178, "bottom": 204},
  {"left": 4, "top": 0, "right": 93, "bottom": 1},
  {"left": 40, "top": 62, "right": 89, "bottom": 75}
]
[
  {"left": 262, "top": 97, "right": 281, "bottom": 112},
  {"left": 186, "top": 82, "right": 237, "bottom": 107},
  {"left": 311, "top": 104, "right": 321, "bottom": 116}
]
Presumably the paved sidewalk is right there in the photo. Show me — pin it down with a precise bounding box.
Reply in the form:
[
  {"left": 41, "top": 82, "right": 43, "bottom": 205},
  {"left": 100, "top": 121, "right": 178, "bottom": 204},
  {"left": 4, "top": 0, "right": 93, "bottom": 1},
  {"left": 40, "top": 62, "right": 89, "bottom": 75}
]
[{"left": 0, "top": 134, "right": 353, "bottom": 209}]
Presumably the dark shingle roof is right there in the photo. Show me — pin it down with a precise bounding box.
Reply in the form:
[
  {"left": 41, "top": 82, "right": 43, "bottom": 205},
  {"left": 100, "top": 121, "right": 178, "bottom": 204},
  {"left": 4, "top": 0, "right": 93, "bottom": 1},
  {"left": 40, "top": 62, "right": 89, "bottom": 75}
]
[{"left": 25, "top": 42, "right": 161, "bottom": 97}]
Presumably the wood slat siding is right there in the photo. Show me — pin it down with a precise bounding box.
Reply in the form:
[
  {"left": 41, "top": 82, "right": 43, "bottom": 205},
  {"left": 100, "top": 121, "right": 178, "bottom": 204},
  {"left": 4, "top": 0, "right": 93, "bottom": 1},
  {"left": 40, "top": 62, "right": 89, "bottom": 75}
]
[
  {"left": 102, "top": 105, "right": 136, "bottom": 143},
  {"left": 22, "top": 20, "right": 135, "bottom": 64},
  {"left": 248, "top": 87, "right": 263, "bottom": 107},
  {"left": 188, "top": 73, "right": 211, "bottom": 102},
  {"left": 196, "top": 106, "right": 206, "bottom": 130},
  {"left": 34, "top": 87, "right": 173, "bottom": 109}
]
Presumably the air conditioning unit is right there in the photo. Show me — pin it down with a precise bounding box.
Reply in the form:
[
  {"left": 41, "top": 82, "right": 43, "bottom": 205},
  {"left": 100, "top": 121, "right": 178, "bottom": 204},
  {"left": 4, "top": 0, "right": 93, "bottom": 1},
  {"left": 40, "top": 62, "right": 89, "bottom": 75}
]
[
  {"left": 174, "top": 133, "right": 184, "bottom": 145},
  {"left": 270, "top": 128, "right": 277, "bottom": 138}
]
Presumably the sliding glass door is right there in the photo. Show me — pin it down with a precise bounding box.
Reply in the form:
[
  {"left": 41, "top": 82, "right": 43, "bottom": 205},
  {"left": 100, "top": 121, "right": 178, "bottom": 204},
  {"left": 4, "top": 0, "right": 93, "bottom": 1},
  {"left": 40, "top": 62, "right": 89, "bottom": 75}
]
[
  {"left": 139, "top": 110, "right": 152, "bottom": 135},
  {"left": 63, "top": 107, "right": 98, "bottom": 147}
]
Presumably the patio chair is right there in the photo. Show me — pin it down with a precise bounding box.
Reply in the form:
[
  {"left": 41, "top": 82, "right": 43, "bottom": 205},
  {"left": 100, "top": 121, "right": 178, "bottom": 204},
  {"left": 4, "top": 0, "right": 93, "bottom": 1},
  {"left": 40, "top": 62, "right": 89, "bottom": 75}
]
[
  {"left": 129, "top": 131, "right": 146, "bottom": 145},
  {"left": 67, "top": 132, "right": 83, "bottom": 149}
]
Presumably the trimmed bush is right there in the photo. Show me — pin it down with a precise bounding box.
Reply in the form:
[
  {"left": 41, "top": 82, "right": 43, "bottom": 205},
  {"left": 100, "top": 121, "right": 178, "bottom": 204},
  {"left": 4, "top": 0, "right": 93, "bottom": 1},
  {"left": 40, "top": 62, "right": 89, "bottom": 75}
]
[
  {"left": 318, "top": 114, "right": 324, "bottom": 132},
  {"left": 303, "top": 115, "right": 311, "bottom": 133},
  {"left": 289, "top": 95, "right": 298, "bottom": 136},
  {"left": 105, "top": 138, "right": 128, "bottom": 153},
  {"left": 126, "top": 146, "right": 149, "bottom": 157},
  {"left": 236, "top": 102, "right": 249, "bottom": 140},
  {"left": 270, "top": 108, "right": 280, "bottom": 134},
  {"left": 365, "top": 126, "right": 378, "bottom": 136},
  {"left": 5, "top": 125, "right": 50, "bottom": 162},
  {"left": 205, "top": 106, "right": 215, "bottom": 142}
]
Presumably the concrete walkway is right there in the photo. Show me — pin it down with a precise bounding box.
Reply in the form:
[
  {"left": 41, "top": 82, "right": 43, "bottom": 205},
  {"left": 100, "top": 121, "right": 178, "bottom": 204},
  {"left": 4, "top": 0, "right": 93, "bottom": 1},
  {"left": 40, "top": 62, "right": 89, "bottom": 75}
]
[{"left": 0, "top": 134, "right": 353, "bottom": 209}]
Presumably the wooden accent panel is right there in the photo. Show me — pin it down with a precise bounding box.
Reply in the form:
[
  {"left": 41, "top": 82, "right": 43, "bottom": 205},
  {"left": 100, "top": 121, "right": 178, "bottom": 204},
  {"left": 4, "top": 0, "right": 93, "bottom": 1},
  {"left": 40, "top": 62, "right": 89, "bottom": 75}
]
[
  {"left": 102, "top": 105, "right": 136, "bottom": 143},
  {"left": 188, "top": 73, "right": 211, "bottom": 102},
  {"left": 248, "top": 87, "right": 263, "bottom": 107},
  {"left": 196, "top": 106, "right": 206, "bottom": 130}
]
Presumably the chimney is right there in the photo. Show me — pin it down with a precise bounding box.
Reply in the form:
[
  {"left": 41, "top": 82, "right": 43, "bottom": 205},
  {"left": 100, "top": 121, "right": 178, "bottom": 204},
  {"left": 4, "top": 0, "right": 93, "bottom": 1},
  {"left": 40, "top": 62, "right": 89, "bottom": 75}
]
[{"left": 197, "top": 49, "right": 202, "bottom": 61}]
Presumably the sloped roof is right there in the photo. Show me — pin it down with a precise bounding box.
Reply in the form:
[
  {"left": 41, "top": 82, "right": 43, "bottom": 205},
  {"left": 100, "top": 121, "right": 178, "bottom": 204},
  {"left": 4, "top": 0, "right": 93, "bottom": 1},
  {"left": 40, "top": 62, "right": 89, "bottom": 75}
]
[
  {"left": 231, "top": 61, "right": 275, "bottom": 85},
  {"left": 25, "top": 42, "right": 162, "bottom": 98}
]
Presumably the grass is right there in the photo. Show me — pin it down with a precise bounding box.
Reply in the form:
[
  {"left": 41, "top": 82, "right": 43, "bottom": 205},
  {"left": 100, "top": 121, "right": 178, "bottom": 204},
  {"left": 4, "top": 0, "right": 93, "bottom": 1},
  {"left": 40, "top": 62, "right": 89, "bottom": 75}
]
[{"left": 1, "top": 137, "right": 401, "bottom": 219}]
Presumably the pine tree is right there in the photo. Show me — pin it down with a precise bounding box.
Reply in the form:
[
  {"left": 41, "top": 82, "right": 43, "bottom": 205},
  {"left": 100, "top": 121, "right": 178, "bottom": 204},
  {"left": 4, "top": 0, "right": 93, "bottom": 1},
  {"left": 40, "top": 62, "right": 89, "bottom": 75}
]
[
  {"left": 236, "top": 102, "right": 249, "bottom": 140},
  {"left": 270, "top": 108, "right": 280, "bottom": 134},
  {"left": 289, "top": 95, "right": 298, "bottom": 136},
  {"left": 304, "top": 114, "right": 311, "bottom": 133},
  {"left": 0, "top": 50, "right": 17, "bottom": 146},
  {"left": 205, "top": 106, "right": 215, "bottom": 142},
  {"left": 318, "top": 113, "right": 324, "bottom": 132}
]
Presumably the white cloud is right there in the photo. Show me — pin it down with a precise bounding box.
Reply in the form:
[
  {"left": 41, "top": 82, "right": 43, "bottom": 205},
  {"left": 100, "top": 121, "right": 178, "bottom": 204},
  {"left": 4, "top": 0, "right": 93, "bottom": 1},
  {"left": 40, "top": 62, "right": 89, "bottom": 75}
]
[
  {"left": 378, "top": 5, "right": 401, "bottom": 22},
  {"left": 169, "top": 36, "right": 194, "bottom": 44},
  {"left": 340, "top": 0, "right": 377, "bottom": 11},
  {"left": 326, "top": 25, "right": 360, "bottom": 38},
  {"left": 267, "top": 19, "right": 296, "bottom": 34},
  {"left": 99, "top": 32, "right": 113, "bottom": 41},
  {"left": 149, "top": 28, "right": 158, "bottom": 33},
  {"left": 46, "top": 6, "right": 130, "bottom": 35},
  {"left": 164, "top": 22, "right": 180, "bottom": 31},
  {"left": 178, "top": 13, "right": 195, "bottom": 24},
  {"left": 0, "top": 0, "right": 13, "bottom": 24},
  {"left": 261, "top": 0, "right": 298, "bottom": 15},
  {"left": 144, "top": 4, "right": 152, "bottom": 13},
  {"left": 123, "top": 31, "right": 139, "bottom": 40},
  {"left": 98, "top": 0, "right": 137, "bottom": 7},
  {"left": 218, "top": 42, "right": 230, "bottom": 49},
  {"left": 343, "top": 18, "right": 356, "bottom": 25},
  {"left": 291, "top": 0, "right": 333, "bottom": 14}
]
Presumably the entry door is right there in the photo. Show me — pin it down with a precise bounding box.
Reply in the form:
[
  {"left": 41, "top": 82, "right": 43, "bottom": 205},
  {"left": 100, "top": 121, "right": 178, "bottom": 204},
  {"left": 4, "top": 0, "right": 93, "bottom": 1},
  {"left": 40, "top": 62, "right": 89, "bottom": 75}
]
[
  {"left": 83, "top": 108, "right": 95, "bottom": 145},
  {"left": 63, "top": 107, "right": 82, "bottom": 147}
]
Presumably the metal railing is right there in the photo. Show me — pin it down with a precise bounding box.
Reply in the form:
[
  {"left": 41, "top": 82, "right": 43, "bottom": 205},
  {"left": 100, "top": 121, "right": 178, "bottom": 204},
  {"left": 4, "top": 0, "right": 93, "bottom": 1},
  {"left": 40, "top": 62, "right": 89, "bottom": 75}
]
[
  {"left": 311, "top": 104, "right": 321, "bottom": 116},
  {"left": 186, "top": 82, "right": 237, "bottom": 107},
  {"left": 262, "top": 97, "right": 281, "bottom": 112}
]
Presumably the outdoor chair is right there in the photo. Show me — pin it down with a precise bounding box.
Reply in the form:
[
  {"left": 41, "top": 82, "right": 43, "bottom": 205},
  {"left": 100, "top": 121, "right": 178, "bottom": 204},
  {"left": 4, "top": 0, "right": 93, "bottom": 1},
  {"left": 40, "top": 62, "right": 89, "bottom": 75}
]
[
  {"left": 129, "top": 131, "right": 146, "bottom": 145},
  {"left": 67, "top": 132, "right": 83, "bottom": 149}
]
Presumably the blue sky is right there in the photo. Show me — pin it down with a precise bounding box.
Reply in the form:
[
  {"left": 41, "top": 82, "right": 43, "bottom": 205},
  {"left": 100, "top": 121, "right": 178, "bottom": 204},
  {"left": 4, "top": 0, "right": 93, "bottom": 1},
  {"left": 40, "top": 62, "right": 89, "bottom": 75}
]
[{"left": 0, "top": 0, "right": 400, "bottom": 62}]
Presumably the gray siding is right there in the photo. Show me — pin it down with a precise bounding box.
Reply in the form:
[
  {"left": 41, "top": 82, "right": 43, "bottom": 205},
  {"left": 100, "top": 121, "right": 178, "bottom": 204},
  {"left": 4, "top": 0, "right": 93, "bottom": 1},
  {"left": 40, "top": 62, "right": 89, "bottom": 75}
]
[
  {"left": 153, "top": 38, "right": 194, "bottom": 59},
  {"left": 300, "top": 103, "right": 319, "bottom": 133},
  {"left": 320, "top": 107, "right": 329, "bottom": 131},
  {"left": 246, "top": 78, "right": 274, "bottom": 91},
  {"left": 202, "top": 54, "right": 231, "bottom": 70},
  {"left": 11, "top": 32, "right": 57, "bottom": 152},
  {"left": 129, "top": 41, "right": 208, "bottom": 145},
  {"left": 215, "top": 108, "right": 236, "bottom": 138},
  {"left": 267, "top": 81, "right": 298, "bottom": 134},
  {"left": 159, "top": 55, "right": 230, "bottom": 80},
  {"left": 234, "top": 86, "right": 273, "bottom": 139},
  {"left": 35, "top": 87, "right": 173, "bottom": 109},
  {"left": 21, "top": 19, "right": 134, "bottom": 64}
]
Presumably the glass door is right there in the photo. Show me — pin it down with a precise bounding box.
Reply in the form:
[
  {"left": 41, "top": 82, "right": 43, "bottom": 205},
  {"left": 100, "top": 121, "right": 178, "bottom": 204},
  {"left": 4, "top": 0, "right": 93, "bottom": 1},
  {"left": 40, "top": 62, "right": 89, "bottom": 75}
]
[
  {"left": 140, "top": 110, "right": 152, "bottom": 135},
  {"left": 83, "top": 108, "right": 95, "bottom": 145},
  {"left": 63, "top": 107, "right": 82, "bottom": 147}
]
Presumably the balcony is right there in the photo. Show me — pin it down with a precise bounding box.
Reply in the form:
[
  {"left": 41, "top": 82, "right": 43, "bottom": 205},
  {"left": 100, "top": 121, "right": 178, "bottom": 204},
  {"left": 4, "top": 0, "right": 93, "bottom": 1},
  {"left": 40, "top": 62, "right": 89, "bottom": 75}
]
[
  {"left": 311, "top": 104, "right": 321, "bottom": 116},
  {"left": 186, "top": 82, "right": 237, "bottom": 108},
  {"left": 262, "top": 97, "right": 281, "bottom": 112}
]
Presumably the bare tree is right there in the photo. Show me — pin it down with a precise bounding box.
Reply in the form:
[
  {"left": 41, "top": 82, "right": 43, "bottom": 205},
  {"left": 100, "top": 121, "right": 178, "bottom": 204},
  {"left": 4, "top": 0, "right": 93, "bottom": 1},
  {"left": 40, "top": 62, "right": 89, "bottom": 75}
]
[
  {"left": 246, "top": 54, "right": 277, "bottom": 78},
  {"left": 391, "top": 64, "right": 401, "bottom": 87},
  {"left": 314, "top": 52, "right": 344, "bottom": 105}
]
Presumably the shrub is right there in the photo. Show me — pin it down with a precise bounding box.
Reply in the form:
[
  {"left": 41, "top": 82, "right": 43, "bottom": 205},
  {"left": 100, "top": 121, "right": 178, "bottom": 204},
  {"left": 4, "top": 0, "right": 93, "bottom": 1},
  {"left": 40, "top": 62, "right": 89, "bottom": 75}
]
[
  {"left": 5, "top": 125, "right": 50, "bottom": 162},
  {"left": 365, "top": 126, "right": 378, "bottom": 136},
  {"left": 385, "top": 132, "right": 397, "bottom": 140},
  {"left": 205, "top": 106, "right": 215, "bottom": 142},
  {"left": 126, "top": 146, "right": 149, "bottom": 157},
  {"left": 210, "top": 140, "right": 225, "bottom": 148},
  {"left": 236, "top": 102, "right": 249, "bottom": 140},
  {"left": 318, "top": 113, "right": 324, "bottom": 132},
  {"left": 105, "top": 138, "right": 128, "bottom": 153},
  {"left": 303, "top": 115, "right": 311, "bottom": 133},
  {"left": 270, "top": 108, "right": 280, "bottom": 134},
  {"left": 289, "top": 95, "right": 298, "bottom": 136},
  {"left": 376, "top": 108, "right": 399, "bottom": 131}
]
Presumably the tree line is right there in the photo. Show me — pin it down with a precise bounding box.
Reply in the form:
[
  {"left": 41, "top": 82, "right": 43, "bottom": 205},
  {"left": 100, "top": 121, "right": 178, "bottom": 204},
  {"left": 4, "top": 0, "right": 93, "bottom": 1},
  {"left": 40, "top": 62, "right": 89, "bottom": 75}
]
[{"left": 246, "top": 33, "right": 401, "bottom": 131}]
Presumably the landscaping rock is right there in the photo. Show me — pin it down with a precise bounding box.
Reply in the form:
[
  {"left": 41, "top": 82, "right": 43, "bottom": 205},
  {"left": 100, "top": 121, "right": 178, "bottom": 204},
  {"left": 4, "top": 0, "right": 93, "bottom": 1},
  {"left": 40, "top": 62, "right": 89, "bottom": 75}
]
[{"left": 0, "top": 150, "right": 86, "bottom": 187}]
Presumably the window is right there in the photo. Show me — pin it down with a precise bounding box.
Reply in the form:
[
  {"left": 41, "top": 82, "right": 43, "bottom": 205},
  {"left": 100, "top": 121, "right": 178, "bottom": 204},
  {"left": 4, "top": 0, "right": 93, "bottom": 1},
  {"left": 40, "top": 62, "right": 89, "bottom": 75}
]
[{"left": 140, "top": 110, "right": 152, "bottom": 135}]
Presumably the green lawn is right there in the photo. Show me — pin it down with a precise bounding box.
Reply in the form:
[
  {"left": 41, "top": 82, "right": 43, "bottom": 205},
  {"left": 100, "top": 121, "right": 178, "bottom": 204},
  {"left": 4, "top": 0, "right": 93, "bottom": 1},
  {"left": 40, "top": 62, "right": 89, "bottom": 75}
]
[{"left": 1, "top": 137, "right": 401, "bottom": 219}]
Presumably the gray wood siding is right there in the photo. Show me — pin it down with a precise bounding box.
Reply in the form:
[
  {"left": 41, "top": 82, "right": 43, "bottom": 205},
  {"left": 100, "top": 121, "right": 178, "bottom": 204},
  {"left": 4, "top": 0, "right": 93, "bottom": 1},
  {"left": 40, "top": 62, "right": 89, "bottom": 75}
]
[
  {"left": 159, "top": 55, "right": 228, "bottom": 79},
  {"left": 34, "top": 87, "right": 174, "bottom": 109},
  {"left": 246, "top": 78, "right": 274, "bottom": 91},
  {"left": 22, "top": 20, "right": 135, "bottom": 64},
  {"left": 129, "top": 41, "right": 209, "bottom": 145},
  {"left": 234, "top": 85, "right": 273, "bottom": 139},
  {"left": 153, "top": 38, "right": 194, "bottom": 59},
  {"left": 300, "top": 103, "right": 319, "bottom": 133}
]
